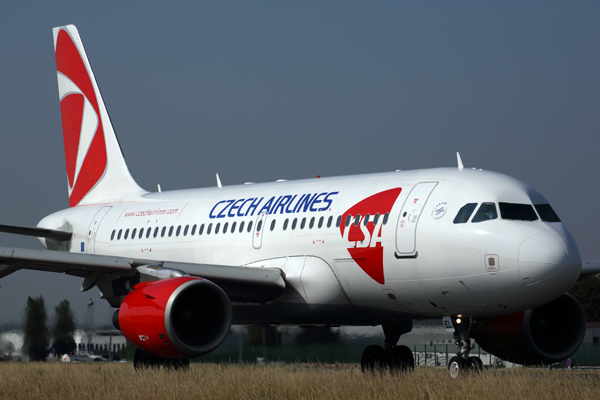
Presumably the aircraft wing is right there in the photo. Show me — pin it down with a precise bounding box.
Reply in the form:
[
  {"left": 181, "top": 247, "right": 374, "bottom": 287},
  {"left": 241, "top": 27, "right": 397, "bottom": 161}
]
[
  {"left": 0, "top": 246, "right": 285, "bottom": 302},
  {"left": 577, "top": 260, "right": 600, "bottom": 282}
]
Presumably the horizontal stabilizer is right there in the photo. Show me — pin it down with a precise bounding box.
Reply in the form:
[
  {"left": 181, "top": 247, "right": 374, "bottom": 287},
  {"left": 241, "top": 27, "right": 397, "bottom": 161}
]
[{"left": 0, "top": 224, "right": 72, "bottom": 240}]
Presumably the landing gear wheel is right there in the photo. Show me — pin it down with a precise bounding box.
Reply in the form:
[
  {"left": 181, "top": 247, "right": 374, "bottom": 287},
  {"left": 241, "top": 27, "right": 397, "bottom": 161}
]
[
  {"left": 163, "top": 358, "right": 190, "bottom": 371},
  {"left": 448, "top": 356, "right": 468, "bottom": 379},
  {"left": 361, "top": 345, "right": 387, "bottom": 373},
  {"left": 134, "top": 348, "right": 160, "bottom": 370},
  {"left": 389, "top": 345, "right": 414, "bottom": 372},
  {"left": 467, "top": 356, "right": 483, "bottom": 372}
]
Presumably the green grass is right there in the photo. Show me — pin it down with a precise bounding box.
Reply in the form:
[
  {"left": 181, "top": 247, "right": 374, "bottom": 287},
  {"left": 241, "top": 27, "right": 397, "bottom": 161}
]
[{"left": 0, "top": 362, "right": 598, "bottom": 399}]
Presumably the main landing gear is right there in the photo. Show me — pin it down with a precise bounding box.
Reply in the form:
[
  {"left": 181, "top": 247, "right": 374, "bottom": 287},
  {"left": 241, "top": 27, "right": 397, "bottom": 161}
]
[
  {"left": 133, "top": 348, "right": 190, "bottom": 371},
  {"left": 361, "top": 320, "right": 415, "bottom": 373},
  {"left": 447, "top": 317, "right": 483, "bottom": 378}
]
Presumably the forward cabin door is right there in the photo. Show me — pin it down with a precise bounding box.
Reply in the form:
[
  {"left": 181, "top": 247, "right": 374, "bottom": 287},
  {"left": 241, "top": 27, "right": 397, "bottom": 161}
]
[{"left": 395, "top": 182, "right": 438, "bottom": 256}]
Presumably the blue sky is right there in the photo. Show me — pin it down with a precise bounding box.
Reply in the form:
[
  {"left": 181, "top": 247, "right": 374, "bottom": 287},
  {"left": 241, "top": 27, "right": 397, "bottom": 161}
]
[{"left": 0, "top": 1, "right": 598, "bottom": 324}]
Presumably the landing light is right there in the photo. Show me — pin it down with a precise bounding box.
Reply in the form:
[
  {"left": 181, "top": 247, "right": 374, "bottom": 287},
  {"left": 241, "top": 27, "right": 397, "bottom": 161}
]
[{"left": 456, "top": 318, "right": 462, "bottom": 324}]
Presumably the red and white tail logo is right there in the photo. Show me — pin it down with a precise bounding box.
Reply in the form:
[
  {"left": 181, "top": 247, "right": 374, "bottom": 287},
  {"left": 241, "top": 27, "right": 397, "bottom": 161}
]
[{"left": 53, "top": 25, "right": 145, "bottom": 206}]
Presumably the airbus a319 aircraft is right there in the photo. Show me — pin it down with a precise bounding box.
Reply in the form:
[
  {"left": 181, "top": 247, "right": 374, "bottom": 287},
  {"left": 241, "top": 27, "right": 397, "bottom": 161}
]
[{"left": 0, "top": 25, "right": 596, "bottom": 377}]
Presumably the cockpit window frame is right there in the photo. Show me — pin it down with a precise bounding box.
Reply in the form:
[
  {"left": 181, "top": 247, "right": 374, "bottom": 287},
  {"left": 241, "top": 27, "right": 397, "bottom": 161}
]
[{"left": 471, "top": 202, "right": 498, "bottom": 223}]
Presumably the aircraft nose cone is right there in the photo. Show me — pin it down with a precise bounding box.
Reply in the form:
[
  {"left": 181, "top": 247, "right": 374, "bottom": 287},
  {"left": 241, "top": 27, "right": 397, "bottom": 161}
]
[{"left": 518, "top": 230, "right": 581, "bottom": 294}]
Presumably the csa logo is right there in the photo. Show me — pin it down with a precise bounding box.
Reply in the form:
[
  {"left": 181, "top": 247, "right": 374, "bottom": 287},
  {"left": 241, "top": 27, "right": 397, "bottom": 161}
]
[{"left": 339, "top": 188, "right": 402, "bottom": 285}]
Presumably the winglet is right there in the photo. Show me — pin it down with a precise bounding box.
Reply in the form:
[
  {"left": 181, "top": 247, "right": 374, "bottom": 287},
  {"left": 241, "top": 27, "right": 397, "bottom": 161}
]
[
  {"left": 216, "top": 173, "right": 222, "bottom": 189},
  {"left": 457, "top": 152, "right": 464, "bottom": 172}
]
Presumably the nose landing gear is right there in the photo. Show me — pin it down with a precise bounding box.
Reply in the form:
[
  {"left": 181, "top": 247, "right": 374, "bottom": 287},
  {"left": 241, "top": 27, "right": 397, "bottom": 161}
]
[
  {"left": 447, "top": 317, "right": 483, "bottom": 378},
  {"left": 360, "top": 320, "right": 414, "bottom": 373}
]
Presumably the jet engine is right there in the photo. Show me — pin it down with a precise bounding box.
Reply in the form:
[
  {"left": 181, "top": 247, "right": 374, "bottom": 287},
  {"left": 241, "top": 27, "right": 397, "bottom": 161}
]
[
  {"left": 113, "top": 276, "right": 232, "bottom": 359},
  {"left": 472, "top": 293, "right": 586, "bottom": 365}
]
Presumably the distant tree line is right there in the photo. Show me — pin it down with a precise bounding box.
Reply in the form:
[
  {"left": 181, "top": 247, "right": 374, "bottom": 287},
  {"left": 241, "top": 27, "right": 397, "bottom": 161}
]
[
  {"left": 569, "top": 274, "right": 600, "bottom": 322},
  {"left": 22, "top": 296, "right": 76, "bottom": 361}
]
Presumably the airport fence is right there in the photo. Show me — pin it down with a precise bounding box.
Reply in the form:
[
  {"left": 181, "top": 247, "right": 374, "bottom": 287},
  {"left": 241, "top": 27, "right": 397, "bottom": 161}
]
[{"left": 194, "top": 343, "right": 499, "bottom": 366}]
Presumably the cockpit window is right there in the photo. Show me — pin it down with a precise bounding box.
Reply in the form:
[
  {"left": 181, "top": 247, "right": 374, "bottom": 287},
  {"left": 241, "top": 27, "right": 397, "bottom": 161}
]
[
  {"left": 499, "top": 203, "right": 538, "bottom": 221},
  {"left": 535, "top": 204, "right": 561, "bottom": 222},
  {"left": 471, "top": 202, "right": 498, "bottom": 223},
  {"left": 453, "top": 203, "right": 477, "bottom": 224}
]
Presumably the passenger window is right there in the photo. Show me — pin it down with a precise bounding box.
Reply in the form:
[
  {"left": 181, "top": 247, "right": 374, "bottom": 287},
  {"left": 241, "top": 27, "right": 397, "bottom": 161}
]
[
  {"left": 215, "top": 223, "right": 221, "bottom": 234},
  {"left": 117, "top": 229, "right": 122, "bottom": 240},
  {"left": 292, "top": 218, "right": 297, "bottom": 230},
  {"left": 124, "top": 229, "right": 129, "bottom": 240},
  {"left": 239, "top": 221, "right": 245, "bottom": 233},
  {"left": 168, "top": 226, "right": 174, "bottom": 237},
  {"left": 453, "top": 203, "right": 477, "bottom": 224},
  {"left": 139, "top": 228, "right": 144, "bottom": 239},
  {"left": 207, "top": 223, "right": 212, "bottom": 235},
  {"left": 336, "top": 216, "right": 342, "bottom": 228},
  {"left": 191, "top": 224, "right": 197, "bottom": 235},
  {"left": 231, "top": 222, "right": 237, "bottom": 233},
  {"left": 256, "top": 220, "right": 262, "bottom": 232},
  {"left": 146, "top": 228, "right": 151, "bottom": 239},
  {"left": 373, "top": 213, "right": 380, "bottom": 225},
  {"left": 318, "top": 216, "right": 324, "bottom": 228},
  {"left": 499, "top": 203, "right": 538, "bottom": 221},
  {"left": 270, "top": 220, "right": 276, "bottom": 231},
  {"left": 300, "top": 218, "right": 306, "bottom": 229},
  {"left": 364, "top": 214, "right": 370, "bottom": 226},
  {"left": 383, "top": 213, "right": 389, "bottom": 225},
  {"left": 131, "top": 228, "right": 136, "bottom": 239},
  {"left": 183, "top": 225, "right": 189, "bottom": 236},
  {"left": 309, "top": 217, "right": 315, "bottom": 229},
  {"left": 327, "top": 216, "right": 333, "bottom": 228},
  {"left": 345, "top": 215, "right": 351, "bottom": 227},
  {"left": 247, "top": 220, "right": 253, "bottom": 232},
  {"left": 161, "top": 227, "right": 166, "bottom": 237},
  {"left": 535, "top": 204, "right": 561, "bottom": 222},
  {"left": 354, "top": 215, "right": 361, "bottom": 227},
  {"left": 176, "top": 226, "right": 181, "bottom": 236},
  {"left": 223, "top": 222, "right": 228, "bottom": 233},
  {"left": 199, "top": 224, "right": 204, "bottom": 235},
  {"left": 153, "top": 227, "right": 159, "bottom": 238},
  {"left": 111, "top": 230, "right": 115, "bottom": 241},
  {"left": 472, "top": 203, "right": 498, "bottom": 223}
]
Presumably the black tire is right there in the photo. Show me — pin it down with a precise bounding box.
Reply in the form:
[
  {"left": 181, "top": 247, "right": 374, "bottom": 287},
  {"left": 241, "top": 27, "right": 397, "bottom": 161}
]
[
  {"left": 163, "top": 358, "right": 190, "bottom": 371},
  {"left": 448, "top": 356, "right": 467, "bottom": 379},
  {"left": 361, "top": 345, "right": 387, "bottom": 373},
  {"left": 389, "top": 345, "right": 414, "bottom": 371},
  {"left": 133, "top": 348, "right": 161, "bottom": 371},
  {"left": 467, "top": 356, "right": 484, "bottom": 372}
]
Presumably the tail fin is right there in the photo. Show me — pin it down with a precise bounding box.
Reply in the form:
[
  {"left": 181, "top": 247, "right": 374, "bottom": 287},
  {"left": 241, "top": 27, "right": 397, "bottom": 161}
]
[{"left": 53, "top": 25, "right": 146, "bottom": 207}]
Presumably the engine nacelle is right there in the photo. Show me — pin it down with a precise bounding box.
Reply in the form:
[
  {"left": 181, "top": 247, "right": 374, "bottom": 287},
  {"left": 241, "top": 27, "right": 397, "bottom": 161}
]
[
  {"left": 472, "top": 293, "right": 586, "bottom": 365},
  {"left": 115, "top": 276, "right": 232, "bottom": 359}
]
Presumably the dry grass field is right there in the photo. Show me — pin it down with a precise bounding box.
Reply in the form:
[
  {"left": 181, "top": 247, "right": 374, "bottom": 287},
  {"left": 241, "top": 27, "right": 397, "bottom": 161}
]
[{"left": 0, "top": 362, "right": 598, "bottom": 399}]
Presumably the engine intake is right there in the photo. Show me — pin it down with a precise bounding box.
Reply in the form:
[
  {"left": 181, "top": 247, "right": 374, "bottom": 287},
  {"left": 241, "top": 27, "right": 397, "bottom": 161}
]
[
  {"left": 115, "top": 276, "right": 231, "bottom": 359},
  {"left": 473, "top": 293, "right": 586, "bottom": 365}
]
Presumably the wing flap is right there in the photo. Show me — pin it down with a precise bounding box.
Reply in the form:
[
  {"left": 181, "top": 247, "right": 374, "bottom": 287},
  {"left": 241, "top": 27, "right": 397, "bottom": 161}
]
[{"left": 0, "top": 246, "right": 286, "bottom": 302}]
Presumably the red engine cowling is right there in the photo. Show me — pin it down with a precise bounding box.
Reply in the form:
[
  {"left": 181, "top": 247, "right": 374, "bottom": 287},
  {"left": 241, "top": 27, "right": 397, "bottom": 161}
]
[
  {"left": 115, "top": 276, "right": 232, "bottom": 359},
  {"left": 472, "top": 293, "right": 586, "bottom": 365}
]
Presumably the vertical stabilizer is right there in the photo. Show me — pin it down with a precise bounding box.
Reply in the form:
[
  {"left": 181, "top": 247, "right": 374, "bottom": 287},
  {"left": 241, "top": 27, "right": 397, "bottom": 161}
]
[{"left": 53, "top": 25, "right": 146, "bottom": 207}]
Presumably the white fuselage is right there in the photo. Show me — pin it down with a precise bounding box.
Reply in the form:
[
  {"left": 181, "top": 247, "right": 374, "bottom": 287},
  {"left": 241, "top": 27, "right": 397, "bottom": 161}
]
[{"left": 38, "top": 167, "right": 581, "bottom": 326}]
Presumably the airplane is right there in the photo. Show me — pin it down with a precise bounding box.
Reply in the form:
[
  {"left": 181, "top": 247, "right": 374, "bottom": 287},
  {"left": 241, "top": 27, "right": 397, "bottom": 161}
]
[{"left": 0, "top": 24, "right": 596, "bottom": 377}]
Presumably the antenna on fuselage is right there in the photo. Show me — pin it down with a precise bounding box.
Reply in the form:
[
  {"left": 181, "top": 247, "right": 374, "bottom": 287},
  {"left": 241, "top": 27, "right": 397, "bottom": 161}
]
[
  {"left": 457, "top": 152, "right": 464, "bottom": 171},
  {"left": 216, "top": 173, "right": 222, "bottom": 189}
]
